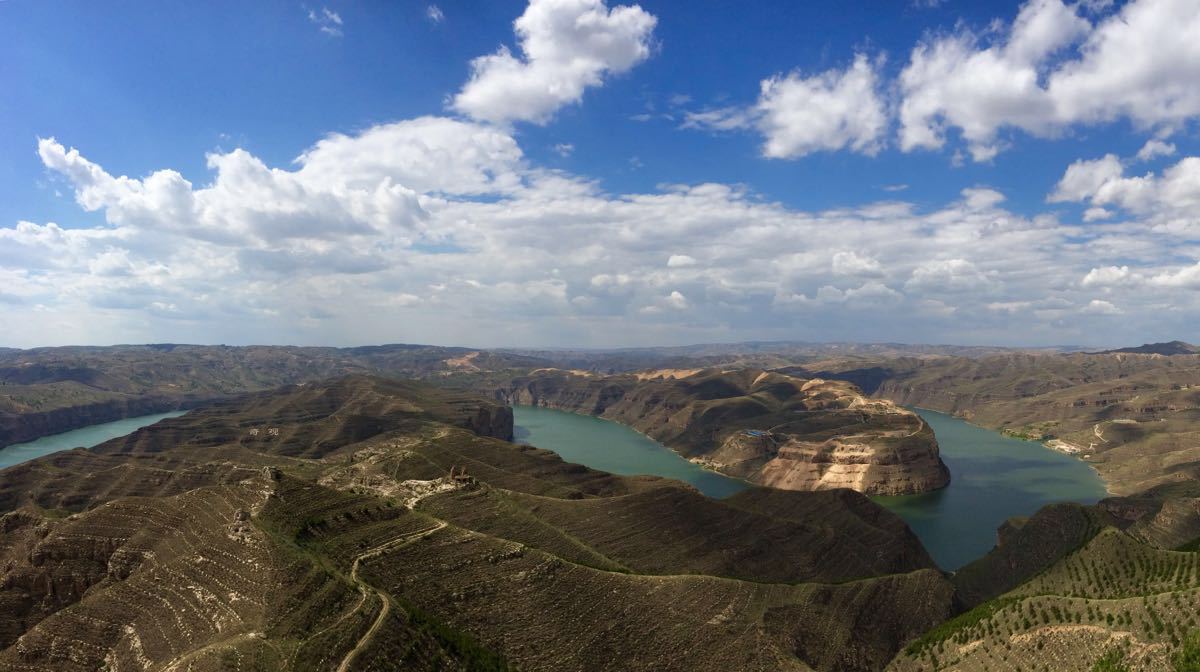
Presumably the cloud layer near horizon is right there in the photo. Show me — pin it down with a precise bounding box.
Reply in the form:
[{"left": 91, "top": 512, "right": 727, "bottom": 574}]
[{"left": 7, "top": 119, "right": 1200, "bottom": 348}]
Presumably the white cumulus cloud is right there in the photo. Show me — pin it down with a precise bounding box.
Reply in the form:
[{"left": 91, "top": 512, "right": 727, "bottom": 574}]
[
  {"left": 14, "top": 118, "right": 1200, "bottom": 348},
  {"left": 685, "top": 54, "right": 887, "bottom": 159},
  {"left": 1050, "top": 153, "right": 1200, "bottom": 219},
  {"left": 900, "top": 0, "right": 1200, "bottom": 161},
  {"left": 1136, "top": 139, "right": 1177, "bottom": 162},
  {"left": 452, "top": 0, "right": 657, "bottom": 125},
  {"left": 755, "top": 54, "right": 887, "bottom": 159}
]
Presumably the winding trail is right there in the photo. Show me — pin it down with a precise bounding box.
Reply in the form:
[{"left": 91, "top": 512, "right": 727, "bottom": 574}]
[
  {"left": 160, "top": 632, "right": 267, "bottom": 671},
  {"left": 335, "top": 521, "right": 448, "bottom": 672}
]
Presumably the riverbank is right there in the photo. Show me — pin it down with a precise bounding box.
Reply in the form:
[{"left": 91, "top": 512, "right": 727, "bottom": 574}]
[
  {"left": 0, "top": 411, "right": 189, "bottom": 470},
  {"left": 0, "top": 396, "right": 206, "bottom": 449},
  {"left": 513, "top": 405, "right": 749, "bottom": 499},
  {"left": 909, "top": 405, "right": 1116, "bottom": 497}
]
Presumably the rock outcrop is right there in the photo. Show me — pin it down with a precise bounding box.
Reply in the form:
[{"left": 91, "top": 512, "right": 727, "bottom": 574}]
[
  {"left": 490, "top": 368, "right": 950, "bottom": 495},
  {"left": 460, "top": 403, "right": 514, "bottom": 441}
]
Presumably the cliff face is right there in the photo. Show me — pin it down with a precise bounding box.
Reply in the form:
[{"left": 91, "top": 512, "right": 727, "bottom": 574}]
[
  {"left": 460, "top": 402, "right": 515, "bottom": 441},
  {"left": 0, "top": 395, "right": 198, "bottom": 448},
  {"left": 744, "top": 421, "right": 949, "bottom": 495},
  {"left": 820, "top": 352, "right": 1200, "bottom": 496},
  {"left": 492, "top": 369, "right": 950, "bottom": 496}
]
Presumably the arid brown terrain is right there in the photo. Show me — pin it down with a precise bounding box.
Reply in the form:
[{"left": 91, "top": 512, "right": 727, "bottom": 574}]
[
  {"left": 0, "top": 344, "right": 546, "bottom": 448},
  {"left": 4, "top": 343, "right": 1200, "bottom": 670},
  {"left": 0, "top": 375, "right": 953, "bottom": 671}
]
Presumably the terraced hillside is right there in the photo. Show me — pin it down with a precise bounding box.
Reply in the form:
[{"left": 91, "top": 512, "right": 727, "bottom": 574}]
[
  {"left": 0, "top": 375, "right": 953, "bottom": 671},
  {"left": 877, "top": 473, "right": 1200, "bottom": 671},
  {"left": 888, "top": 527, "right": 1200, "bottom": 672},
  {"left": 475, "top": 368, "right": 949, "bottom": 495}
]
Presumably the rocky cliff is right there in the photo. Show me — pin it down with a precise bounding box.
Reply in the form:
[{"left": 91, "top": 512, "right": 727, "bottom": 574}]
[
  {"left": 0, "top": 394, "right": 198, "bottom": 447},
  {"left": 817, "top": 351, "right": 1200, "bottom": 495},
  {"left": 460, "top": 402, "right": 514, "bottom": 441},
  {"left": 490, "top": 368, "right": 950, "bottom": 496}
]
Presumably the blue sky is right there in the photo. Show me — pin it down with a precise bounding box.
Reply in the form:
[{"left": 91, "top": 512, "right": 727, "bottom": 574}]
[{"left": 2, "top": 0, "right": 1200, "bottom": 348}]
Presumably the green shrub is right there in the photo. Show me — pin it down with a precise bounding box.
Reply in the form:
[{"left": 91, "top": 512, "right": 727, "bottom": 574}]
[
  {"left": 1175, "top": 630, "right": 1200, "bottom": 671},
  {"left": 1091, "top": 648, "right": 1130, "bottom": 672}
]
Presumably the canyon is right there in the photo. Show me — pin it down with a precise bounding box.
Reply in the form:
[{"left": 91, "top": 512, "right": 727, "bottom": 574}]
[{"left": 483, "top": 367, "right": 950, "bottom": 495}]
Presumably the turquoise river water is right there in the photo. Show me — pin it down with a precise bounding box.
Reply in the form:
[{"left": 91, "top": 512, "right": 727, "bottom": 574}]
[
  {"left": 513, "top": 405, "right": 1107, "bottom": 570},
  {"left": 0, "top": 411, "right": 188, "bottom": 470}
]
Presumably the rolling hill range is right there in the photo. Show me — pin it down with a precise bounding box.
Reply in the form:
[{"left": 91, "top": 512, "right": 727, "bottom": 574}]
[
  {"left": 0, "top": 344, "right": 548, "bottom": 448},
  {"left": 471, "top": 367, "right": 949, "bottom": 495},
  {"left": 0, "top": 341, "right": 1058, "bottom": 451},
  {"left": 0, "top": 375, "right": 955, "bottom": 672},
  {"left": 7, "top": 340, "right": 1200, "bottom": 500}
]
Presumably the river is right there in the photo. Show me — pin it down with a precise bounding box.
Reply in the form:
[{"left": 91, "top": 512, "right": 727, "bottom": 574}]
[
  {"left": 513, "top": 405, "right": 749, "bottom": 498},
  {"left": 873, "top": 408, "right": 1107, "bottom": 569},
  {"left": 512, "top": 405, "right": 1107, "bottom": 570},
  {"left": 0, "top": 411, "right": 188, "bottom": 470}
]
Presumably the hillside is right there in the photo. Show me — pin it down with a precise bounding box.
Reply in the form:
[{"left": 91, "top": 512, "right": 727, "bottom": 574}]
[
  {"left": 0, "top": 344, "right": 547, "bottom": 448},
  {"left": 0, "top": 375, "right": 952, "bottom": 671},
  {"left": 882, "top": 474, "right": 1200, "bottom": 671},
  {"left": 472, "top": 368, "right": 949, "bottom": 495},
  {"left": 887, "top": 526, "right": 1200, "bottom": 672}
]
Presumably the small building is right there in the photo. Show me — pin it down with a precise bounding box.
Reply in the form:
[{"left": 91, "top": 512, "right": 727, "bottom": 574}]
[{"left": 448, "top": 465, "right": 478, "bottom": 486}]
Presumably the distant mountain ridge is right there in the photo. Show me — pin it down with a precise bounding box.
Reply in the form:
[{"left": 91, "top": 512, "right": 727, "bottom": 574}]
[{"left": 1098, "top": 340, "right": 1200, "bottom": 355}]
